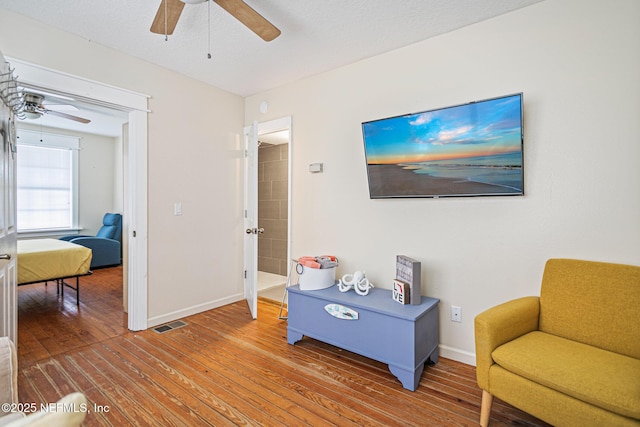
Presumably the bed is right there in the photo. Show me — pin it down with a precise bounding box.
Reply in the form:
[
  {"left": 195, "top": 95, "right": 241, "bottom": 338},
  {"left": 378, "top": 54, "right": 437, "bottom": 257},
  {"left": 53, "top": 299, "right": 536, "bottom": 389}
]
[{"left": 17, "top": 238, "right": 93, "bottom": 305}]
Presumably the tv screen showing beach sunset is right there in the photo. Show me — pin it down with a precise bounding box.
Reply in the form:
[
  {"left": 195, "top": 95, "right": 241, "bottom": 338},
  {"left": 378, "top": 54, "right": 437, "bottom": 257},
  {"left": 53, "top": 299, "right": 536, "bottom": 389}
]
[{"left": 362, "top": 93, "right": 523, "bottom": 198}]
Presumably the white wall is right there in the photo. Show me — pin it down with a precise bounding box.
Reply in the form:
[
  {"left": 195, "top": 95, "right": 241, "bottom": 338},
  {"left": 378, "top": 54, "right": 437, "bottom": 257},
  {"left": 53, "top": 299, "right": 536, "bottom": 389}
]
[
  {"left": 77, "top": 130, "right": 118, "bottom": 236},
  {"left": 113, "top": 130, "right": 124, "bottom": 215},
  {"left": 246, "top": 0, "right": 640, "bottom": 364},
  {"left": 0, "top": 10, "right": 246, "bottom": 325}
]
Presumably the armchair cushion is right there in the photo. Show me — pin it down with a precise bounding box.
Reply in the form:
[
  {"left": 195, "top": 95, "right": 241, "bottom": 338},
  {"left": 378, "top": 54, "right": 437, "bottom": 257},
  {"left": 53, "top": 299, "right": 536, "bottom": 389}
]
[
  {"left": 3, "top": 393, "right": 87, "bottom": 427},
  {"left": 0, "top": 337, "right": 88, "bottom": 427},
  {"left": 492, "top": 331, "right": 640, "bottom": 419},
  {"left": 0, "top": 414, "right": 23, "bottom": 426},
  {"left": 539, "top": 259, "right": 640, "bottom": 359},
  {"left": 96, "top": 213, "right": 121, "bottom": 240},
  {"left": 0, "top": 337, "right": 18, "bottom": 410},
  {"left": 0, "top": 337, "right": 86, "bottom": 427},
  {"left": 66, "top": 237, "right": 120, "bottom": 268}
]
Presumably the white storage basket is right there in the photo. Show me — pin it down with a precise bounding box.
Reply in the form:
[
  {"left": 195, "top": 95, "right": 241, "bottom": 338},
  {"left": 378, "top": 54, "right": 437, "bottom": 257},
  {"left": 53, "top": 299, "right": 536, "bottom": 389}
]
[{"left": 298, "top": 264, "right": 336, "bottom": 291}]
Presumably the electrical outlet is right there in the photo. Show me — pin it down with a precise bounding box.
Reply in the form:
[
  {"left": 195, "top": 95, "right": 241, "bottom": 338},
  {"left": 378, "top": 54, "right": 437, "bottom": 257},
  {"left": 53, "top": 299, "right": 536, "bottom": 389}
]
[{"left": 451, "top": 306, "right": 461, "bottom": 322}]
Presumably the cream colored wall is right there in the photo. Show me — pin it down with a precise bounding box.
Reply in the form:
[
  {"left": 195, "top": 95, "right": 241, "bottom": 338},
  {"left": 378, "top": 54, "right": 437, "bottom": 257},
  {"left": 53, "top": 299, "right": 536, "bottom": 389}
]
[
  {"left": 77, "top": 131, "right": 117, "bottom": 236},
  {"left": 246, "top": 0, "right": 640, "bottom": 364},
  {"left": 3, "top": 0, "right": 639, "bottom": 364},
  {"left": 113, "top": 131, "right": 124, "bottom": 215},
  {"left": 0, "top": 10, "right": 245, "bottom": 323}
]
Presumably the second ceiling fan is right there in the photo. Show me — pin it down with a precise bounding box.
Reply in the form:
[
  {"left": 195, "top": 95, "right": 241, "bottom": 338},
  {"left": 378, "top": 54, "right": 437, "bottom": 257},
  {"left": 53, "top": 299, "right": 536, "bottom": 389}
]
[{"left": 150, "top": 0, "right": 280, "bottom": 42}]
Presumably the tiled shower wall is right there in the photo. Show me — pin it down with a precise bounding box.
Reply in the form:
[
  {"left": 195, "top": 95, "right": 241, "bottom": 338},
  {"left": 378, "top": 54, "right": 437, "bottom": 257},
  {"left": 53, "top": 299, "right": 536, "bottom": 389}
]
[{"left": 258, "top": 143, "right": 288, "bottom": 276}]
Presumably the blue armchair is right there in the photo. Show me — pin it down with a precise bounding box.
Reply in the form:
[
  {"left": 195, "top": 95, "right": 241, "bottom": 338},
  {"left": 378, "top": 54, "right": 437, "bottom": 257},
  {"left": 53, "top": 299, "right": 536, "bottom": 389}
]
[{"left": 60, "top": 213, "right": 122, "bottom": 269}]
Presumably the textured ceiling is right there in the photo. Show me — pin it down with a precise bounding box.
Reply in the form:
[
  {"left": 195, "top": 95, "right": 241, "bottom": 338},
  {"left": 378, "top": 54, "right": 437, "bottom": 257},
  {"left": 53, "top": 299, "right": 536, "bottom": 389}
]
[{"left": 0, "top": 0, "right": 542, "bottom": 98}]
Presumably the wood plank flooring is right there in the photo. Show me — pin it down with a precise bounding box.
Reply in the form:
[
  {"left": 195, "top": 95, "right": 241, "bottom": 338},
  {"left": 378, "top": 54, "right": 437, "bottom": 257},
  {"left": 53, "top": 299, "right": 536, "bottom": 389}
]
[
  {"left": 17, "top": 266, "right": 127, "bottom": 366},
  {"left": 16, "top": 267, "right": 550, "bottom": 426}
]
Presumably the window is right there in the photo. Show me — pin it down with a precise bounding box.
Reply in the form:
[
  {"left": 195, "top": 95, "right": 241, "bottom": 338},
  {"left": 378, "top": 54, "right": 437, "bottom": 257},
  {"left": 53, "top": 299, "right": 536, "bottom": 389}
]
[{"left": 16, "top": 129, "right": 79, "bottom": 233}]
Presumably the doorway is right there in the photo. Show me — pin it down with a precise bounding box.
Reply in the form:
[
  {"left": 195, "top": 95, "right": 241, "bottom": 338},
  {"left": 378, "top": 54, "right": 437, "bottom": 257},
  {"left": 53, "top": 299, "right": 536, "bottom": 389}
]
[
  {"left": 246, "top": 117, "right": 292, "bottom": 307},
  {"left": 14, "top": 106, "right": 127, "bottom": 307},
  {"left": 256, "top": 131, "right": 289, "bottom": 302},
  {"left": 10, "top": 58, "right": 149, "bottom": 331}
]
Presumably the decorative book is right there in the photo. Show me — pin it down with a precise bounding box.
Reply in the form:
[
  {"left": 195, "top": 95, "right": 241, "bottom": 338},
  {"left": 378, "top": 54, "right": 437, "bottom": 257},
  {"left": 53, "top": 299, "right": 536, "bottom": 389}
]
[
  {"left": 392, "top": 279, "right": 410, "bottom": 304},
  {"left": 396, "top": 255, "right": 421, "bottom": 305}
]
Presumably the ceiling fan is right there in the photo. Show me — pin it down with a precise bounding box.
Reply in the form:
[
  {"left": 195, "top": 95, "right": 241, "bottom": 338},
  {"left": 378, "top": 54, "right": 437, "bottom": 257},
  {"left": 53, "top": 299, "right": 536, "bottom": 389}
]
[
  {"left": 21, "top": 93, "right": 91, "bottom": 124},
  {"left": 150, "top": 0, "right": 281, "bottom": 42}
]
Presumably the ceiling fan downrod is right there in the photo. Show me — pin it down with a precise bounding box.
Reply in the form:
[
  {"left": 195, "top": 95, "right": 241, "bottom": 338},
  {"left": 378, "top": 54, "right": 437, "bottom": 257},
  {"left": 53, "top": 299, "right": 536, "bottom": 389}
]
[
  {"left": 207, "top": 0, "right": 212, "bottom": 59},
  {"left": 164, "top": 0, "right": 169, "bottom": 41}
]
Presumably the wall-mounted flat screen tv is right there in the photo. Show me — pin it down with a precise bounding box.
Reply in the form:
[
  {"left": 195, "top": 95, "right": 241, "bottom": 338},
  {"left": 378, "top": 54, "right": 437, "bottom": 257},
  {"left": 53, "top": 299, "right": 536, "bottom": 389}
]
[{"left": 362, "top": 93, "right": 524, "bottom": 199}]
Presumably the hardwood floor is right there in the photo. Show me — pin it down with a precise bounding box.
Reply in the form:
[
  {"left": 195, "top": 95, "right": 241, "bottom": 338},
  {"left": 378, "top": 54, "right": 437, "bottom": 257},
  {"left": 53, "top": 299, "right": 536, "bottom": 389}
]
[
  {"left": 16, "top": 267, "right": 550, "bottom": 426},
  {"left": 17, "top": 266, "right": 127, "bottom": 366}
]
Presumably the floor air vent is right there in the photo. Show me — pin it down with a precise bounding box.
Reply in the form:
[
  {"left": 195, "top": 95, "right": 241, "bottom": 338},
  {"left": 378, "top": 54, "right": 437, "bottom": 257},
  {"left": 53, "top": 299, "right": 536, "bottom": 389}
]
[{"left": 152, "top": 320, "right": 188, "bottom": 334}]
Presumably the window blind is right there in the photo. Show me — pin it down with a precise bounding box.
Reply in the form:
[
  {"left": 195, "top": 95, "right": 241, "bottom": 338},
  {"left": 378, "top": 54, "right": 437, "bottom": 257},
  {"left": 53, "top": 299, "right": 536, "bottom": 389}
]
[{"left": 16, "top": 129, "right": 79, "bottom": 232}]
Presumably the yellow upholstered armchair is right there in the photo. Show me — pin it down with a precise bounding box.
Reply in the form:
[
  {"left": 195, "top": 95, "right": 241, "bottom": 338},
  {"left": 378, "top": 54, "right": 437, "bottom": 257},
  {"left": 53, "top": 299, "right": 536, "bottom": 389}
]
[{"left": 474, "top": 258, "right": 640, "bottom": 427}]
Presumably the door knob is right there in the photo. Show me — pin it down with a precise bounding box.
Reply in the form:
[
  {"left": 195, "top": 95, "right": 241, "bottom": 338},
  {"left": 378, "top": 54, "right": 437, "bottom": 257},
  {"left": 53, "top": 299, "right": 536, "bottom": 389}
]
[
  {"left": 0, "top": 254, "right": 11, "bottom": 260},
  {"left": 245, "top": 228, "right": 265, "bottom": 235}
]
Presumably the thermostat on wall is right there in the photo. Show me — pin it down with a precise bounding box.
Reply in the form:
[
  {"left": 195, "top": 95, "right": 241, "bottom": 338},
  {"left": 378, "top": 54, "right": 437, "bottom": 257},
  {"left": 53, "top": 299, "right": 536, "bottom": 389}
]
[{"left": 309, "top": 162, "right": 323, "bottom": 173}]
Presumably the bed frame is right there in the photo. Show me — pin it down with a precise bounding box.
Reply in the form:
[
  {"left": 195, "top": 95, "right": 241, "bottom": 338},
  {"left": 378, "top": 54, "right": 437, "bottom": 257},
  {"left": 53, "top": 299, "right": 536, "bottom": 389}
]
[
  {"left": 18, "top": 272, "right": 93, "bottom": 306},
  {"left": 17, "top": 239, "right": 93, "bottom": 306}
]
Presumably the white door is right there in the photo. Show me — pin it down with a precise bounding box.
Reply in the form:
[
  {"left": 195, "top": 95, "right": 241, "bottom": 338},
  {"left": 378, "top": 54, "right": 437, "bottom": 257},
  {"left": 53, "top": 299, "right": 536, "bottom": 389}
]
[
  {"left": 243, "top": 122, "right": 259, "bottom": 319},
  {"left": 0, "top": 80, "right": 18, "bottom": 343}
]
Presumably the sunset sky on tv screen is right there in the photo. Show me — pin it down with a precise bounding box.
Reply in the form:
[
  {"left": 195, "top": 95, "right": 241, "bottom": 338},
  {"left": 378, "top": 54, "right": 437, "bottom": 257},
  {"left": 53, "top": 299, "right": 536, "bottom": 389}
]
[{"left": 363, "top": 94, "right": 522, "bottom": 165}]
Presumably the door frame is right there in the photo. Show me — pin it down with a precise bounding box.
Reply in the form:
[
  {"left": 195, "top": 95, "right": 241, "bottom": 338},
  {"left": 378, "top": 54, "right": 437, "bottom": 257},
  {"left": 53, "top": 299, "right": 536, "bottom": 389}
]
[
  {"left": 243, "top": 116, "right": 292, "bottom": 317},
  {"left": 9, "top": 58, "right": 149, "bottom": 331}
]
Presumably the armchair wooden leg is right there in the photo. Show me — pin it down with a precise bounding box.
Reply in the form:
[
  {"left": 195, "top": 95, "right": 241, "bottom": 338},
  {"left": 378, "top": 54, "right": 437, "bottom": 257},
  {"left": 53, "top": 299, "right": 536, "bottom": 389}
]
[{"left": 480, "top": 390, "right": 493, "bottom": 427}]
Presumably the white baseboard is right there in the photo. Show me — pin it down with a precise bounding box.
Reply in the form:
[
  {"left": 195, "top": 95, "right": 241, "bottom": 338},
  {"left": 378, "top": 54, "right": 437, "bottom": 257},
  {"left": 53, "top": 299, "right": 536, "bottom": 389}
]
[
  {"left": 439, "top": 344, "right": 476, "bottom": 366},
  {"left": 147, "top": 293, "right": 245, "bottom": 328}
]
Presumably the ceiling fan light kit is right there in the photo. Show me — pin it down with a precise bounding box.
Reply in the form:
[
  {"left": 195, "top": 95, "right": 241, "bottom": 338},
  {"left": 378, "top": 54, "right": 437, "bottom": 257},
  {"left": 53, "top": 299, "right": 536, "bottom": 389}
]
[
  {"left": 150, "top": 0, "right": 280, "bottom": 42},
  {"left": 22, "top": 111, "right": 41, "bottom": 120},
  {"left": 21, "top": 92, "right": 91, "bottom": 124}
]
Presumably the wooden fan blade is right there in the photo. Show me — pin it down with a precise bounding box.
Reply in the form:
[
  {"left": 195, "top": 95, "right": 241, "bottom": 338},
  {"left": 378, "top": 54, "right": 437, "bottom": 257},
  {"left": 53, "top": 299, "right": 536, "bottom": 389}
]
[
  {"left": 44, "top": 109, "right": 91, "bottom": 124},
  {"left": 150, "top": 0, "right": 185, "bottom": 35},
  {"left": 214, "top": 0, "right": 281, "bottom": 41}
]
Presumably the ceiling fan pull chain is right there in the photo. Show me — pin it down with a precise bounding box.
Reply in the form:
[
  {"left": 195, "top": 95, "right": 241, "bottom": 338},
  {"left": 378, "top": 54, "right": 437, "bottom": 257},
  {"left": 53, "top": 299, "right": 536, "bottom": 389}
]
[{"left": 207, "top": 0, "right": 212, "bottom": 59}]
